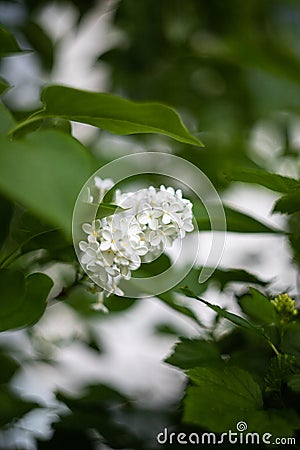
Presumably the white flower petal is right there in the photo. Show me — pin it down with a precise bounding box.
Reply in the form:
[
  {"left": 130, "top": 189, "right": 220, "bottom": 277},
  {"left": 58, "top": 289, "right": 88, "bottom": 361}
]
[
  {"left": 100, "top": 241, "right": 111, "bottom": 251},
  {"left": 82, "top": 223, "right": 93, "bottom": 234}
]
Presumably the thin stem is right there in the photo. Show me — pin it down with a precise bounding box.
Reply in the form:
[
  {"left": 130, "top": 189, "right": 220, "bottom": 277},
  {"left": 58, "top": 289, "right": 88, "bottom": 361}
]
[
  {"left": 0, "top": 247, "right": 21, "bottom": 269},
  {"left": 266, "top": 338, "right": 280, "bottom": 357},
  {"left": 6, "top": 112, "right": 48, "bottom": 137}
]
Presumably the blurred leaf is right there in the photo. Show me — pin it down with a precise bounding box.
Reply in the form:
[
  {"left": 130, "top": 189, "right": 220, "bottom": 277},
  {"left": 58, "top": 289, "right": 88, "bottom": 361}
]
[
  {"left": 56, "top": 384, "right": 145, "bottom": 449},
  {"left": 0, "top": 131, "right": 93, "bottom": 238},
  {"left": 165, "top": 338, "right": 221, "bottom": 369},
  {"left": 0, "top": 350, "right": 19, "bottom": 384},
  {"left": 184, "top": 366, "right": 262, "bottom": 432},
  {"left": 15, "top": 85, "right": 204, "bottom": 146},
  {"left": 11, "top": 211, "right": 56, "bottom": 247},
  {"left": 0, "top": 386, "right": 39, "bottom": 427},
  {"left": 21, "top": 20, "right": 54, "bottom": 71},
  {"left": 37, "top": 428, "right": 96, "bottom": 450},
  {"left": 0, "top": 76, "right": 10, "bottom": 95},
  {"left": 225, "top": 168, "right": 300, "bottom": 193},
  {"left": 0, "top": 101, "right": 16, "bottom": 134},
  {"left": 0, "top": 271, "right": 53, "bottom": 332},
  {"left": 273, "top": 189, "right": 300, "bottom": 215},
  {"left": 104, "top": 294, "right": 135, "bottom": 313},
  {"left": 195, "top": 202, "right": 281, "bottom": 233},
  {"left": 181, "top": 286, "right": 262, "bottom": 334},
  {"left": 158, "top": 291, "right": 203, "bottom": 328},
  {"left": 134, "top": 253, "right": 171, "bottom": 278},
  {"left": 265, "top": 354, "right": 296, "bottom": 393},
  {"left": 244, "top": 409, "right": 300, "bottom": 438},
  {"left": 38, "top": 118, "right": 72, "bottom": 134},
  {"left": 281, "top": 323, "right": 300, "bottom": 367},
  {"left": 239, "top": 287, "right": 276, "bottom": 325},
  {"left": 288, "top": 374, "right": 300, "bottom": 393},
  {"left": 10, "top": 211, "right": 73, "bottom": 262},
  {"left": 154, "top": 323, "right": 182, "bottom": 336},
  {"left": 0, "top": 24, "right": 24, "bottom": 56},
  {"left": 198, "top": 267, "right": 268, "bottom": 291},
  {"left": 223, "top": 205, "right": 282, "bottom": 233},
  {"left": 0, "top": 269, "right": 25, "bottom": 318},
  {"left": 96, "top": 203, "right": 126, "bottom": 220},
  {"left": 0, "top": 195, "right": 13, "bottom": 251}
]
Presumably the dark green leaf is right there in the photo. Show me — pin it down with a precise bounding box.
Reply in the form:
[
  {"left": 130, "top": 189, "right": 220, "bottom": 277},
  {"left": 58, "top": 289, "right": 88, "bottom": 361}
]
[
  {"left": 223, "top": 205, "right": 281, "bottom": 233},
  {"left": 265, "top": 354, "right": 296, "bottom": 393},
  {"left": 0, "top": 76, "right": 10, "bottom": 95},
  {"left": 288, "top": 373, "right": 300, "bottom": 393},
  {"left": 0, "top": 271, "right": 53, "bottom": 332},
  {"left": 21, "top": 20, "right": 54, "bottom": 71},
  {"left": 158, "top": 291, "right": 203, "bottom": 328},
  {"left": 55, "top": 384, "right": 145, "bottom": 449},
  {"left": 281, "top": 323, "right": 300, "bottom": 367},
  {"left": 0, "top": 195, "right": 13, "bottom": 250},
  {"left": 165, "top": 338, "right": 221, "bottom": 369},
  {"left": 243, "top": 409, "right": 300, "bottom": 438},
  {"left": 0, "top": 269, "right": 25, "bottom": 318},
  {"left": 0, "top": 386, "right": 40, "bottom": 427},
  {"left": 181, "top": 286, "right": 262, "bottom": 333},
  {"left": 239, "top": 287, "right": 276, "bottom": 325},
  {"left": 201, "top": 267, "right": 268, "bottom": 291},
  {"left": 154, "top": 323, "right": 182, "bottom": 336},
  {"left": 104, "top": 294, "right": 135, "bottom": 313},
  {"left": 273, "top": 189, "right": 300, "bottom": 215},
  {"left": 0, "top": 101, "right": 16, "bottom": 134},
  {"left": 195, "top": 202, "right": 281, "bottom": 233},
  {"left": 184, "top": 366, "right": 263, "bottom": 432},
  {"left": 0, "top": 131, "right": 93, "bottom": 238},
  {"left": 0, "top": 351, "right": 19, "bottom": 384},
  {"left": 225, "top": 168, "right": 300, "bottom": 193},
  {"left": 11, "top": 211, "right": 56, "bottom": 248},
  {"left": 15, "top": 85, "right": 204, "bottom": 146},
  {"left": 0, "top": 25, "right": 24, "bottom": 56},
  {"left": 96, "top": 203, "right": 126, "bottom": 220}
]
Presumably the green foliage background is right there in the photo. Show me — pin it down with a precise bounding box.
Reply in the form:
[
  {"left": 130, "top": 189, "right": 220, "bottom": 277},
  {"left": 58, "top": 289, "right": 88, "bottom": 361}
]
[{"left": 0, "top": 0, "right": 300, "bottom": 448}]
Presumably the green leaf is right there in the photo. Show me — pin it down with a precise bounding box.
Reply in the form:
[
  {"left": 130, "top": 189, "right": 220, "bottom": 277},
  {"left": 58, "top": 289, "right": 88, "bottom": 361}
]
[
  {"left": 96, "top": 203, "right": 126, "bottom": 220},
  {"left": 158, "top": 291, "right": 203, "bottom": 328},
  {"left": 273, "top": 188, "right": 300, "bottom": 215},
  {"left": 165, "top": 338, "right": 221, "bottom": 369},
  {"left": 181, "top": 286, "right": 262, "bottom": 333},
  {"left": 0, "top": 130, "right": 92, "bottom": 238},
  {"left": 244, "top": 409, "right": 300, "bottom": 438},
  {"left": 0, "top": 101, "right": 16, "bottom": 134},
  {"left": 12, "top": 85, "right": 204, "bottom": 146},
  {"left": 288, "top": 373, "right": 300, "bottom": 393},
  {"left": 0, "top": 271, "right": 53, "bottom": 332},
  {"left": 11, "top": 211, "right": 56, "bottom": 247},
  {"left": 21, "top": 20, "right": 54, "bottom": 71},
  {"left": 265, "top": 354, "right": 296, "bottom": 393},
  {"left": 55, "top": 384, "right": 145, "bottom": 449},
  {"left": 0, "top": 25, "right": 24, "bottom": 56},
  {"left": 0, "top": 269, "right": 25, "bottom": 318},
  {"left": 0, "top": 350, "right": 19, "bottom": 384},
  {"left": 239, "top": 287, "right": 276, "bottom": 325},
  {"left": 281, "top": 323, "right": 300, "bottom": 367},
  {"left": 0, "top": 195, "right": 13, "bottom": 251},
  {"left": 195, "top": 202, "right": 281, "bottom": 233},
  {"left": 0, "top": 386, "right": 40, "bottom": 427},
  {"left": 225, "top": 168, "right": 300, "bottom": 193},
  {"left": 0, "top": 76, "right": 10, "bottom": 95},
  {"left": 184, "top": 366, "right": 263, "bottom": 432},
  {"left": 202, "top": 267, "right": 268, "bottom": 291}
]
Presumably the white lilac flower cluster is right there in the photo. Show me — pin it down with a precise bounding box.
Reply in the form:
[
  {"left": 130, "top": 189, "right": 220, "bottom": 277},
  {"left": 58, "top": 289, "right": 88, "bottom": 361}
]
[{"left": 79, "top": 177, "right": 194, "bottom": 298}]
